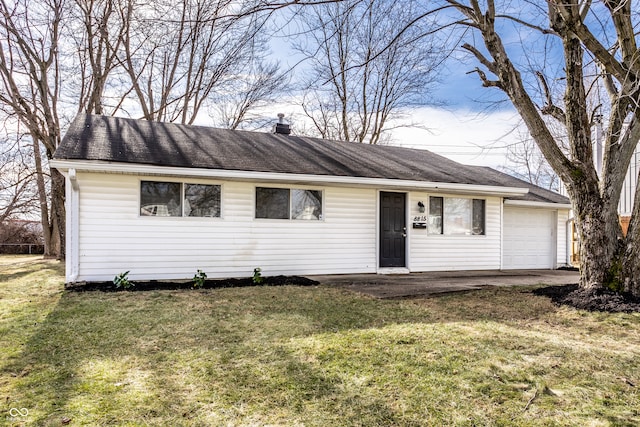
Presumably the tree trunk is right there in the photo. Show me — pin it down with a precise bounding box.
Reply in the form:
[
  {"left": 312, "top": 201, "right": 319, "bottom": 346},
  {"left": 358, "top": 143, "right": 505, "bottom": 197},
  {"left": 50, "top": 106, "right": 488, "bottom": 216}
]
[
  {"left": 32, "top": 137, "right": 53, "bottom": 257},
  {"left": 452, "top": 0, "right": 640, "bottom": 296},
  {"left": 571, "top": 192, "right": 622, "bottom": 290},
  {"left": 32, "top": 137, "right": 65, "bottom": 259},
  {"left": 49, "top": 167, "right": 65, "bottom": 260},
  {"left": 569, "top": 177, "right": 640, "bottom": 297}
]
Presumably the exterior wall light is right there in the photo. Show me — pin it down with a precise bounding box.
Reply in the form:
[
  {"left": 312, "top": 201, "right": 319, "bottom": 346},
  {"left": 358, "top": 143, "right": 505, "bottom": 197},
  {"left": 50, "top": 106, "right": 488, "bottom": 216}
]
[{"left": 418, "top": 201, "right": 425, "bottom": 213}]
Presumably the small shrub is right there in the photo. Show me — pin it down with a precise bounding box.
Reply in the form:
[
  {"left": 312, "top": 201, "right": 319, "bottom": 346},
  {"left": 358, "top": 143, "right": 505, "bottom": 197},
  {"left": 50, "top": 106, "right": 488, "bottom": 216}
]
[
  {"left": 193, "top": 269, "right": 207, "bottom": 288},
  {"left": 113, "top": 271, "right": 134, "bottom": 289},
  {"left": 0, "top": 221, "right": 44, "bottom": 254},
  {"left": 252, "top": 267, "right": 263, "bottom": 285}
]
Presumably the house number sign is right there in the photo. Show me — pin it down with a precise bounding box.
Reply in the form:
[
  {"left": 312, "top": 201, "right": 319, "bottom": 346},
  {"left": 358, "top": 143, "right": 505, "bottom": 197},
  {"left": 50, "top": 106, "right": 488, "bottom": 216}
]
[{"left": 412, "top": 215, "right": 428, "bottom": 229}]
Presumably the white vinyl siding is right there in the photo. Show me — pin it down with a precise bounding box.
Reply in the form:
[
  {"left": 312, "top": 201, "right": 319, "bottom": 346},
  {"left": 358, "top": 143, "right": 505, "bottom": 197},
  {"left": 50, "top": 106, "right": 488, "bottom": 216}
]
[
  {"left": 73, "top": 172, "right": 376, "bottom": 281},
  {"left": 67, "top": 171, "right": 569, "bottom": 282},
  {"left": 618, "top": 147, "right": 639, "bottom": 215},
  {"left": 408, "top": 194, "right": 502, "bottom": 271}
]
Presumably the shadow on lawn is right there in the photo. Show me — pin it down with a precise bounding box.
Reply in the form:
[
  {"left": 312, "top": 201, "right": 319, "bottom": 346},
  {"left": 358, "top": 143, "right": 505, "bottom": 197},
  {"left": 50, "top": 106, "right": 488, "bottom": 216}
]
[
  {"left": 0, "top": 269, "right": 43, "bottom": 286},
  {"left": 6, "top": 277, "right": 639, "bottom": 426},
  {"left": 0, "top": 258, "right": 60, "bottom": 287},
  {"left": 0, "top": 272, "right": 30, "bottom": 286},
  {"left": 3, "top": 287, "right": 407, "bottom": 425}
]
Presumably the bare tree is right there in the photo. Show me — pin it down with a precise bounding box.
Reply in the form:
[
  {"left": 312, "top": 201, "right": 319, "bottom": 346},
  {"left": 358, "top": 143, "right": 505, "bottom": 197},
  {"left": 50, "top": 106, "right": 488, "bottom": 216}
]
[
  {"left": 294, "top": 0, "right": 445, "bottom": 144},
  {"left": 215, "top": 60, "right": 287, "bottom": 130},
  {"left": 119, "top": 0, "right": 280, "bottom": 125},
  {"left": 439, "top": 0, "right": 640, "bottom": 295},
  {"left": 67, "top": 0, "right": 129, "bottom": 115},
  {"left": 500, "top": 127, "right": 561, "bottom": 192},
  {"left": 0, "top": 0, "right": 288, "bottom": 259},
  {"left": 0, "top": 0, "right": 126, "bottom": 258},
  {"left": 0, "top": 134, "right": 39, "bottom": 223},
  {"left": 0, "top": 0, "right": 66, "bottom": 258}
]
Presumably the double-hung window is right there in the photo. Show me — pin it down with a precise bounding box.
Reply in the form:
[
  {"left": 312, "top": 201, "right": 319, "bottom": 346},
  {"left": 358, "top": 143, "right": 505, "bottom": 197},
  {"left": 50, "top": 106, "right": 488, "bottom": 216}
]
[
  {"left": 140, "top": 181, "right": 221, "bottom": 217},
  {"left": 255, "top": 187, "right": 323, "bottom": 220},
  {"left": 428, "top": 196, "right": 485, "bottom": 235}
]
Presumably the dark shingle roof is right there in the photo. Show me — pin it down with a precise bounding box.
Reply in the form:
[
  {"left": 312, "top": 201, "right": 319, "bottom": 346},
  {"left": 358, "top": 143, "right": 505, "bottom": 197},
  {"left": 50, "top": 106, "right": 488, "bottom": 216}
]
[
  {"left": 469, "top": 166, "right": 570, "bottom": 204},
  {"left": 54, "top": 114, "right": 569, "bottom": 205}
]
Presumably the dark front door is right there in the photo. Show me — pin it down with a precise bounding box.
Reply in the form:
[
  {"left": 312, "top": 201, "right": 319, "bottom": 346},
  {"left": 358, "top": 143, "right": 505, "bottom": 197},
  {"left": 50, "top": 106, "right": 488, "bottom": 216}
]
[{"left": 379, "top": 192, "right": 406, "bottom": 267}]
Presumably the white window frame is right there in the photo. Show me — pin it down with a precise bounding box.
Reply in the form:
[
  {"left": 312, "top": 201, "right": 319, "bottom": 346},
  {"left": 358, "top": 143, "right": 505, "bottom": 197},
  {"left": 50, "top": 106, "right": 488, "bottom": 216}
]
[
  {"left": 255, "top": 186, "right": 324, "bottom": 220},
  {"left": 139, "top": 180, "right": 222, "bottom": 218},
  {"left": 428, "top": 196, "right": 485, "bottom": 236}
]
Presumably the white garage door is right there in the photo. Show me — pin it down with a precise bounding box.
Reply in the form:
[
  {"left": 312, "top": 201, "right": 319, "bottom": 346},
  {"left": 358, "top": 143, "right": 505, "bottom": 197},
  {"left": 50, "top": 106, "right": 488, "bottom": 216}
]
[{"left": 503, "top": 207, "right": 555, "bottom": 269}]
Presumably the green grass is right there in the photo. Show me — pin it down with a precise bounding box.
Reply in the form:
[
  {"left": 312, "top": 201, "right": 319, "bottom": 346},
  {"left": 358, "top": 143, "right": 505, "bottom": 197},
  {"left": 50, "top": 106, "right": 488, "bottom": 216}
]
[{"left": 1, "top": 256, "right": 639, "bottom": 426}]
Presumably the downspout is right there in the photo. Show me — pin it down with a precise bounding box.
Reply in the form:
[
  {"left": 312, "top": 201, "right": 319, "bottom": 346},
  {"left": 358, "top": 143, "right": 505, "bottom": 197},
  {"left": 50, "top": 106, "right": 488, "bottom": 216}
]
[
  {"left": 69, "top": 168, "right": 79, "bottom": 191},
  {"left": 499, "top": 198, "right": 504, "bottom": 270},
  {"left": 67, "top": 169, "right": 80, "bottom": 282}
]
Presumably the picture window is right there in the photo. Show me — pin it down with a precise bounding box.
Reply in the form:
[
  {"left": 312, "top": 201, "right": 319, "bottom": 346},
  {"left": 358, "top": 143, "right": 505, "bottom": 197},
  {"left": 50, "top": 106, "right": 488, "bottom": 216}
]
[{"left": 428, "top": 196, "right": 485, "bottom": 235}]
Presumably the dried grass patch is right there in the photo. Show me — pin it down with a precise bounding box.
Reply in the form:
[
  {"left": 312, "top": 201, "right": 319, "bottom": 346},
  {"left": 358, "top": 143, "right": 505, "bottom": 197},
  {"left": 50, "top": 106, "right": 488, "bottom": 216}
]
[{"left": 1, "top": 257, "right": 639, "bottom": 426}]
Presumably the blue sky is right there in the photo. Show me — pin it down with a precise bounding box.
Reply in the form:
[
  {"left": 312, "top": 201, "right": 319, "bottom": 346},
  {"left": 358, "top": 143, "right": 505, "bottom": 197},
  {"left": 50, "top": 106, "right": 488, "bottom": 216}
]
[
  {"left": 267, "top": 49, "right": 521, "bottom": 168},
  {"left": 265, "top": 5, "right": 524, "bottom": 169},
  {"left": 392, "top": 53, "right": 521, "bottom": 168}
]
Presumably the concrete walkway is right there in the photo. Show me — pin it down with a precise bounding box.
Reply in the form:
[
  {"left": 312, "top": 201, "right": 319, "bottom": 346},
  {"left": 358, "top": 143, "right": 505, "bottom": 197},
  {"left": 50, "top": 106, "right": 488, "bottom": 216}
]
[{"left": 309, "top": 269, "right": 580, "bottom": 299}]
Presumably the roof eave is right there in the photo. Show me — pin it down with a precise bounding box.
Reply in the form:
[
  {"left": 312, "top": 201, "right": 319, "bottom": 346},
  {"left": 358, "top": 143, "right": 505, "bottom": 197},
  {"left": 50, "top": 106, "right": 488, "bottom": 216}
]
[{"left": 50, "top": 159, "right": 530, "bottom": 197}]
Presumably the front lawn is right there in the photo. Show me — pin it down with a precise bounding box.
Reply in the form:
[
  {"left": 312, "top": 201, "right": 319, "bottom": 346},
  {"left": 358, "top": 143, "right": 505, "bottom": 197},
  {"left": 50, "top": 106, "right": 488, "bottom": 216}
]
[{"left": 1, "top": 256, "right": 639, "bottom": 426}]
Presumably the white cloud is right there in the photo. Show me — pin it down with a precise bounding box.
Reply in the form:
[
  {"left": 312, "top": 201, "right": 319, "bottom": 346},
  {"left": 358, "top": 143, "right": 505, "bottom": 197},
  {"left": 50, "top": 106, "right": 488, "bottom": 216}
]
[{"left": 388, "top": 106, "right": 525, "bottom": 168}]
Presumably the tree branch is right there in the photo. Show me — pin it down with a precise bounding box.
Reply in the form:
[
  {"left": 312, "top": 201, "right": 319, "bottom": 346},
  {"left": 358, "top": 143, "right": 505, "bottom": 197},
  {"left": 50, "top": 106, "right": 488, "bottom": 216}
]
[
  {"left": 466, "top": 67, "right": 501, "bottom": 88},
  {"left": 536, "top": 71, "right": 566, "bottom": 123},
  {"left": 551, "top": 1, "right": 630, "bottom": 83},
  {"left": 461, "top": 43, "right": 497, "bottom": 74},
  {"left": 495, "top": 14, "right": 558, "bottom": 37}
]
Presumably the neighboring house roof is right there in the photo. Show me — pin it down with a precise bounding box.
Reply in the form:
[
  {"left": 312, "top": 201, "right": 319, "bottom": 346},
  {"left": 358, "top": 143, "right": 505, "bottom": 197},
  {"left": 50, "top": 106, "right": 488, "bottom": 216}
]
[{"left": 53, "top": 114, "right": 570, "bottom": 205}]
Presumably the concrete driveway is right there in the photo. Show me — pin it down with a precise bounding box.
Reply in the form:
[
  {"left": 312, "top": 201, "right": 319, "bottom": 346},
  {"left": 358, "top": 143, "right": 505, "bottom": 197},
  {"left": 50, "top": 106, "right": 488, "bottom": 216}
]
[{"left": 310, "top": 269, "right": 580, "bottom": 299}]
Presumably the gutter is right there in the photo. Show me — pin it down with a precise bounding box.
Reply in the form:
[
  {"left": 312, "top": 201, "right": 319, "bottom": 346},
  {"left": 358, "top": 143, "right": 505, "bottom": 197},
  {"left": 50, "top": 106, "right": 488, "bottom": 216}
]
[
  {"left": 503, "top": 199, "right": 572, "bottom": 209},
  {"left": 50, "top": 159, "right": 531, "bottom": 198}
]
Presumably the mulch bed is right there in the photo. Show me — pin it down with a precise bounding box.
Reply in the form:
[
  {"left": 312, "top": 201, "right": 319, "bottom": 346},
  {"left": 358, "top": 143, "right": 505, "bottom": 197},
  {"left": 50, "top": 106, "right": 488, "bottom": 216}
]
[
  {"left": 65, "top": 276, "right": 319, "bottom": 292},
  {"left": 533, "top": 284, "right": 640, "bottom": 313},
  {"left": 67, "top": 276, "right": 640, "bottom": 313}
]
